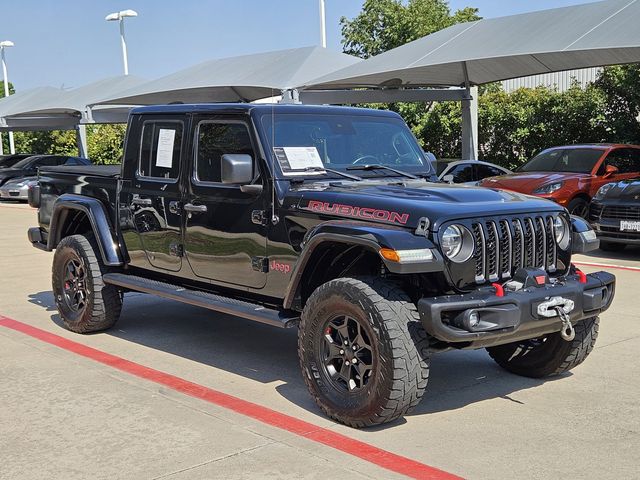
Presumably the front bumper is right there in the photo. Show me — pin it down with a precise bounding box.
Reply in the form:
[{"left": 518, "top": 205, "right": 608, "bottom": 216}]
[
  {"left": 418, "top": 271, "right": 615, "bottom": 349},
  {"left": 0, "top": 185, "right": 28, "bottom": 200}
]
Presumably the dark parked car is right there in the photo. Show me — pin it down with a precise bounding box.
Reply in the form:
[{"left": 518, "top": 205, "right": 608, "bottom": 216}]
[
  {"left": 433, "top": 159, "right": 511, "bottom": 185},
  {"left": 589, "top": 178, "right": 640, "bottom": 251},
  {"left": 480, "top": 144, "right": 640, "bottom": 217},
  {"left": 0, "top": 153, "right": 32, "bottom": 169},
  {"left": 0, "top": 155, "right": 91, "bottom": 186}
]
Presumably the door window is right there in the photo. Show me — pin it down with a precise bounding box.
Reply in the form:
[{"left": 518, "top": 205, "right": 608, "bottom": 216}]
[
  {"left": 604, "top": 149, "right": 640, "bottom": 174},
  {"left": 476, "top": 164, "right": 505, "bottom": 179},
  {"left": 447, "top": 163, "right": 475, "bottom": 183},
  {"left": 138, "top": 121, "right": 183, "bottom": 180},
  {"left": 195, "top": 122, "right": 255, "bottom": 183}
]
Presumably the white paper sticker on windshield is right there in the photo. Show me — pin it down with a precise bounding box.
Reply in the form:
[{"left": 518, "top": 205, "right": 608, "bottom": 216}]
[
  {"left": 274, "top": 147, "right": 325, "bottom": 175},
  {"left": 156, "top": 129, "right": 176, "bottom": 168}
]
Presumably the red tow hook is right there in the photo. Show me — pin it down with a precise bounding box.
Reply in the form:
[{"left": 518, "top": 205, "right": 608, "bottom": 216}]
[
  {"left": 572, "top": 263, "right": 588, "bottom": 284},
  {"left": 491, "top": 283, "right": 505, "bottom": 297}
]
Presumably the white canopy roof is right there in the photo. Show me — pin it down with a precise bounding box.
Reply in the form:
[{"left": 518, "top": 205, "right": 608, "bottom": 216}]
[
  {"left": 95, "top": 46, "right": 361, "bottom": 106},
  {"left": 306, "top": 0, "right": 640, "bottom": 89}
]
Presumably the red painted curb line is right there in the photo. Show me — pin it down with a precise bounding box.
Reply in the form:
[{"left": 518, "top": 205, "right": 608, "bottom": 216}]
[
  {"left": 574, "top": 261, "right": 640, "bottom": 272},
  {"left": 0, "top": 315, "right": 462, "bottom": 480}
]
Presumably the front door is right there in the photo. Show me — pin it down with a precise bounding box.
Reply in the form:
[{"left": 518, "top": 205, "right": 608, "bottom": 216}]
[
  {"left": 121, "top": 115, "right": 187, "bottom": 272},
  {"left": 183, "top": 117, "right": 268, "bottom": 289}
]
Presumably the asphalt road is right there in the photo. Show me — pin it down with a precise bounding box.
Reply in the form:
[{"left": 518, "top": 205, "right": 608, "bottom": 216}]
[{"left": 1, "top": 201, "right": 638, "bottom": 480}]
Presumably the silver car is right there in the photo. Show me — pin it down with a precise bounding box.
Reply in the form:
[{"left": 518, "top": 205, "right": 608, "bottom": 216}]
[{"left": 0, "top": 176, "right": 37, "bottom": 201}]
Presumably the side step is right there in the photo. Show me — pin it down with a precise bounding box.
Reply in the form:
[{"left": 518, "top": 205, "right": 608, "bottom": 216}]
[{"left": 103, "top": 273, "right": 299, "bottom": 328}]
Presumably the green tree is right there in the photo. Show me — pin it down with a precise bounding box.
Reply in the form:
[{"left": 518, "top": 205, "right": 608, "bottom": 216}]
[
  {"left": 86, "top": 124, "right": 126, "bottom": 164},
  {"left": 341, "top": 0, "right": 480, "bottom": 59},
  {"left": 595, "top": 64, "right": 640, "bottom": 143}
]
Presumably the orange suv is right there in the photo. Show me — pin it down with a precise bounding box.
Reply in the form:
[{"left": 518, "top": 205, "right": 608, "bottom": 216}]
[{"left": 480, "top": 144, "right": 640, "bottom": 217}]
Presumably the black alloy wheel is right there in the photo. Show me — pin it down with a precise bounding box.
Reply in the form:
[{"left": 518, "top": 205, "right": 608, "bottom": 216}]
[
  {"left": 61, "top": 256, "right": 89, "bottom": 313},
  {"left": 321, "top": 315, "right": 374, "bottom": 393}
]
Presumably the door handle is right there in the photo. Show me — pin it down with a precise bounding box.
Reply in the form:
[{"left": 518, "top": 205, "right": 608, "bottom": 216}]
[
  {"left": 132, "top": 198, "right": 152, "bottom": 207},
  {"left": 184, "top": 203, "right": 208, "bottom": 213}
]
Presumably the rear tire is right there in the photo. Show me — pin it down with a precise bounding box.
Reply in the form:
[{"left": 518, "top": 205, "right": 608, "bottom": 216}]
[
  {"left": 298, "top": 277, "right": 430, "bottom": 428},
  {"left": 486, "top": 317, "right": 599, "bottom": 378},
  {"left": 52, "top": 234, "right": 122, "bottom": 333},
  {"left": 600, "top": 241, "right": 626, "bottom": 252}
]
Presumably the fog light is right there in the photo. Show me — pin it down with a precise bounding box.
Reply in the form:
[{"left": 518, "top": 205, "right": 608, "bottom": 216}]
[{"left": 467, "top": 311, "right": 480, "bottom": 329}]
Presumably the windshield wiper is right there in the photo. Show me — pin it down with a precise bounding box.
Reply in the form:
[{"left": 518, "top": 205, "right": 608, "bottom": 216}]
[
  {"left": 346, "top": 164, "right": 418, "bottom": 179},
  {"left": 294, "top": 166, "right": 363, "bottom": 181}
]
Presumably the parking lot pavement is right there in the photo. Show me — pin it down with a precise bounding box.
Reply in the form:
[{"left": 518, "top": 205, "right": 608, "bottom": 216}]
[{"left": 1, "top": 202, "right": 639, "bottom": 480}]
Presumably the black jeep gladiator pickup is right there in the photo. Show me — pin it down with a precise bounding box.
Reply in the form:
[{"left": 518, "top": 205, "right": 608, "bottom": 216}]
[{"left": 28, "top": 104, "right": 615, "bottom": 427}]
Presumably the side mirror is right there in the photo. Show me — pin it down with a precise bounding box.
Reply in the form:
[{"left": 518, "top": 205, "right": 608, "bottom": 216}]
[
  {"left": 221, "top": 154, "right": 262, "bottom": 194},
  {"left": 443, "top": 174, "right": 455, "bottom": 184},
  {"left": 604, "top": 165, "right": 619, "bottom": 177}
]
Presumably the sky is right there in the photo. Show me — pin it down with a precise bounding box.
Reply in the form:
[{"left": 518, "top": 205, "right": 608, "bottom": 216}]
[{"left": 1, "top": 0, "right": 600, "bottom": 92}]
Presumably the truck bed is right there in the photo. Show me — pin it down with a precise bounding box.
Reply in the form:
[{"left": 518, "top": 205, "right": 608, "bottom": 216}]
[{"left": 40, "top": 164, "right": 121, "bottom": 178}]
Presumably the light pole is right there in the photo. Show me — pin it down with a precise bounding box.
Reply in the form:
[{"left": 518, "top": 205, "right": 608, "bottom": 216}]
[
  {"left": 0, "top": 40, "right": 15, "bottom": 155},
  {"left": 319, "top": 0, "right": 327, "bottom": 48},
  {"left": 105, "top": 9, "right": 138, "bottom": 75}
]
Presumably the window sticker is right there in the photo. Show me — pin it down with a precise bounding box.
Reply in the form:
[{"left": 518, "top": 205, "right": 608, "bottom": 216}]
[
  {"left": 156, "top": 129, "right": 176, "bottom": 168},
  {"left": 273, "top": 146, "right": 325, "bottom": 176}
]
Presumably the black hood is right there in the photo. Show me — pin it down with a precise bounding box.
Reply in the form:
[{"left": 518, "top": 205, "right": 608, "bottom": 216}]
[
  {"left": 285, "top": 180, "right": 563, "bottom": 231},
  {"left": 600, "top": 179, "right": 640, "bottom": 201}
]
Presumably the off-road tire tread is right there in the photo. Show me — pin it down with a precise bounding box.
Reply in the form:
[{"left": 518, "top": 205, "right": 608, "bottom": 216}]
[
  {"left": 487, "top": 317, "right": 599, "bottom": 378},
  {"left": 53, "top": 234, "right": 122, "bottom": 333},
  {"left": 299, "top": 277, "right": 430, "bottom": 428}
]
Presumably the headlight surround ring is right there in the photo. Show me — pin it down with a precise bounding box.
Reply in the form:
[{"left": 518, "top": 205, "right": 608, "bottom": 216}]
[
  {"left": 441, "top": 224, "right": 475, "bottom": 263},
  {"left": 554, "top": 215, "right": 571, "bottom": 250}
]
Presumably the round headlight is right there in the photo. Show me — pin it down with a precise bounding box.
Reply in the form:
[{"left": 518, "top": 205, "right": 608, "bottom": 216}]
[
  {"left": 553, "top": 216, "right": 571, "bottom": 250},
  {"left": 442, "top": 225, "right": 474, "bottom": 262}
]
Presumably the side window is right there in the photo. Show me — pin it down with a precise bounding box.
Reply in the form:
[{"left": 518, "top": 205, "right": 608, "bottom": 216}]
[
  {"left": 34, "top": 157, "right": 61, "bottom": 167},
  {"left": 605, "top": 149, "right": 637, "bottom": 174},
  {"left": 448, "top": 163, "right": 475, "bottom": 183},
  {"left": 195, "top": 122, "right": 255, "bottom": 184},
  {"left": 138, "top": 121, "right": 183, "bottom": 180},
  {"left": 627, "top": 149, "right": 640, "bottom": 173},
  {"left": 476, "top": 164, "right": 504, "bottom": 179}
]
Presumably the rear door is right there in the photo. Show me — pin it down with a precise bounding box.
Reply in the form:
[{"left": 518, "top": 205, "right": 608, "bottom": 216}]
[
  {"left": 120, "top": 115, "right": 187, "bottom": 272},
  {"left": 183, "top": 116, "right": 268, "bottom": 289}
]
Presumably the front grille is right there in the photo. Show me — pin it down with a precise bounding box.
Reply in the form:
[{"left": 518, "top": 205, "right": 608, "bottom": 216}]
[
  {"left": 471, "top": 215, "right": 558, "bottom": 284},
  {"left": 600, "top": 225, "right": 640, "bottom": 239},
  {"left": 602, "top": 205, "right": 640, "bottom": 221}
]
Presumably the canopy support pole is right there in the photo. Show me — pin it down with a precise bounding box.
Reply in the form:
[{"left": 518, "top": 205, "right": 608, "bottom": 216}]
[
  {"left": 461, "top": 62, "right": 478, "bottom": 160},
  {"left": 76, "top": 125, "right": 88, "bottom": 158}
]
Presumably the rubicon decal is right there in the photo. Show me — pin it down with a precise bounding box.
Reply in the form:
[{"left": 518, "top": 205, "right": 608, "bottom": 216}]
[{"left": 305, "top": 200, "right": 409, "bottom": 225}]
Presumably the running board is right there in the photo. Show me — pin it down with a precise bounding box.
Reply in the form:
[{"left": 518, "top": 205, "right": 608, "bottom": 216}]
[{"left": 103, "top": 273, "right": 299, "bottom": 328}]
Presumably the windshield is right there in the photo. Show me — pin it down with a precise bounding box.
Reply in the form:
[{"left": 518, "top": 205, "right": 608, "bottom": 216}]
[
  {"left": 260, "top": 113, "right": 433, "bottom": 178},
  {"left": 518, "top": 148, "right": 604, "bottom": 174}
]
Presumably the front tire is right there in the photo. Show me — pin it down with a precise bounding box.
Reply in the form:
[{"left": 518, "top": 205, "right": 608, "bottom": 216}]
[
  {"left": 298, "top": 277, "right": 430, "bottom": 428},
  {"left": 486, "top": 317, "right": 599, "bottom": 378},
  {"left": 567, "top": 197, "right": 589, "bottom": 218},
  {"left": 52, "top": 234, "right": 122, "bottom": 333}
]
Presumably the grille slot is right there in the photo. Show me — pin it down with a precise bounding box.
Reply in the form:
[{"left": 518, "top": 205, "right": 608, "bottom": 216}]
[
  {"left": 602, "top": 205, "right": 640, "bottom": 221},
  {"left": 470, "top": 215, "right": 559, "bottom": 285}
]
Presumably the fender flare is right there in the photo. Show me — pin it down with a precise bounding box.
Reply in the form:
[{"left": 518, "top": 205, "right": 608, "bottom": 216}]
[
  {"left": 282, "top": 221, "right": 444, "bottom": 309},
  {"left": 48, "top": 194, "right": 123, "bottom": 266}
]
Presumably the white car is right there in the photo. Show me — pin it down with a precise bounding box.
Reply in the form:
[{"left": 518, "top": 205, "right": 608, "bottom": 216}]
[
  {"left": 433, "top": 159, "right": 512, "bottom": 185},
  {"left": 0, "top": 176, "right": 38, "bottom": 201}
]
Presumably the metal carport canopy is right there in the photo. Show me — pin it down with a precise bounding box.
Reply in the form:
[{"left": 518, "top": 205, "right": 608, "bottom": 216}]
[
  {"left": 94, "top": 46, "right": 361, "bottom": 106},
  {"left": 304, "top": 0, "right": 640, "bottom": 89},
  {"left": 301, "top": 0, "right": 640, "bottom": 160},
  {"left": 0, "top": 75, "right": 147, "bottom": 130}
]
